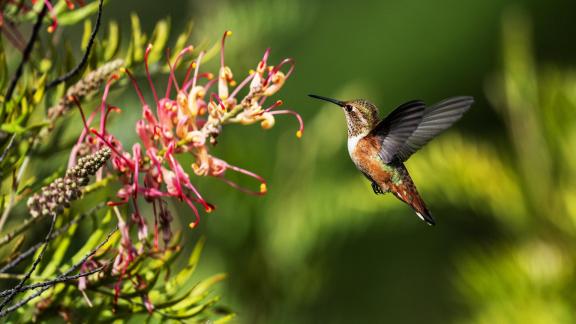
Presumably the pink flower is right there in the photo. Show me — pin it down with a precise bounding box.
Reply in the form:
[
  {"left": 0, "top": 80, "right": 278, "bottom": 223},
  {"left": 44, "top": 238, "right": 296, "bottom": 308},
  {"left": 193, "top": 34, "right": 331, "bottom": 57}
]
[{"left": 71, "top": 30, "right": 302, "bottom": 248}]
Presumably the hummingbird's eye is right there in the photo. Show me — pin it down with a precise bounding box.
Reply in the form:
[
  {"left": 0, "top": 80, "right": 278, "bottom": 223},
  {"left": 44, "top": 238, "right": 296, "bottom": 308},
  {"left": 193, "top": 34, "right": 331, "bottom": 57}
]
[{"left": 345, "top": 105, "right": 353, "bottom": 112}]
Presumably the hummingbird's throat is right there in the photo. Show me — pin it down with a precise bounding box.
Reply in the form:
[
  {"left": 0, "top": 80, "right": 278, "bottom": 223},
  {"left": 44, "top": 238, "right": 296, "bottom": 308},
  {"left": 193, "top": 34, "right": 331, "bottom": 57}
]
[{"left": 344, "top": 111, "right": 371, "bottom": 137}]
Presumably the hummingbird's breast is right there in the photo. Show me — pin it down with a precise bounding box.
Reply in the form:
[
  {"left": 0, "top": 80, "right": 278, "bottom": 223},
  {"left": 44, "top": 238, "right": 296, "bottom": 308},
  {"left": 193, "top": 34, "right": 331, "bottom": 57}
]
[{"left": 349, "top": 135, "right": 393, "bottom": 190}]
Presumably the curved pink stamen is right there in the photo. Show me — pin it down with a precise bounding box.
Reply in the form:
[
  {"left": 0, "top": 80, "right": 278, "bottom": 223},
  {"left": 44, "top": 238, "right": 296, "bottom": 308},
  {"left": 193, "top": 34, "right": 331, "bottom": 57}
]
[
  {"left": 144, "top": 44, "right": 160, "bottom": 109},
  {"left": 216, "top": 177, "right": 265, "bottom": 196},
  {"left": 124, "top": 69, "right": 147, "bottom": 106},
  {"left": 263, "top": 100, "right": 283, "bottom": 113},
  {"left": 90, "top": 129, "right": 134, "bottom": 169},
  {"left": 166, "top": 46, "right": 193, "bottom": 97},
  {"left": 259, "top": 48, "right": 271, "bottom": 71},
  {"left": 229, "top": 73, "right": 256, "bottom": 100},
  {"left": 191, "top": 51, "right": 205, "bottom": 91},
  {"left": 264, "top": 58, "right": 295, "bottom": 86},
  {"left": 182, "top": 194, "right": 201, "bottom": 229},
  {"left": 268, "top": 109, "right": 304, "bottom": 138},
  {"left": 99, "top": 74, "right": 120, "bottom": 134},
  {"left": 132, "top": 144, "right": 142, "bottom": 199},
  {"left": 210, "top": 93, "right": 226, "bottom": 111},
  {"left": 68, "top": 99, "right": 98, "bottom": 168},
  {"left": 103, "top": 105, "right": 121, "bottom": 132},
  {"left": 220, "top": 31, "right": 232, "bottom": 68}
]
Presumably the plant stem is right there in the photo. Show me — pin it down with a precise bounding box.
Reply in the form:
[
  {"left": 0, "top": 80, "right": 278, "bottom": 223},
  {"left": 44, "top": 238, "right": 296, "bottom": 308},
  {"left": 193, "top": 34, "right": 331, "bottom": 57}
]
[
  {"left": 0, "top": 214, "right": 56, "bottom": 312},
  {"left": 45, "top": 0, "right": 104, "bottom": 89},
  {"left": 3, "top": 5, "right": 47, "bottom": 103},
  {"left": 0, "top": 226, "right": 117, "bottom": 318}
]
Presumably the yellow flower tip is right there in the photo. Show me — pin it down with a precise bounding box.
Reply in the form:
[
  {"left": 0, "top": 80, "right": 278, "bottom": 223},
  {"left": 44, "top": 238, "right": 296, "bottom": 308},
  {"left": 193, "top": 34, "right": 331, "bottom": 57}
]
[
  {"left": 248, "top": 69, "right": 255, "bottom": 75},
  {"left": 268, "top": 66, "right": 274, "bottom": 71},
  {"left": 296, "top": 130, "right": 303, "bottom": 139},
  {"left": 189, "top": 222, "right": 198, "bottom": 229},
  {"left": 192, "top": 62, "right": 197, "bottom": 69},
  {"left": 119, "top": 67, "right": 127, "bottom": 73},
  {"left": 260, "top": 183, "right": 268, "bottom": 194},
  {"left": 229, "top": 80, "right": 237, "bottom": 87},
  {"left": 276, "top": 100, "right": 283, "bottom": 106},
  {"left": 226, "top": 30, "right": 233, "bottom": 37},
  {"left": 47, "top": 26, "right": 55, "bottom": 33},
  {"left": 207, "top": 73, "right": 214, "bottom": 80}
]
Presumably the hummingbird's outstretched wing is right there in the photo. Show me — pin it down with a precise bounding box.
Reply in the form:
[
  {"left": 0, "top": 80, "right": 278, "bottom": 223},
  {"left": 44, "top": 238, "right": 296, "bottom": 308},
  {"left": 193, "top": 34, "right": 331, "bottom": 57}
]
[
  {"left": 394, "top": 96, "right": 474, "bottom": 162},
  {"left": 369, "top": 100, "right": 426, "bottom": 163}
]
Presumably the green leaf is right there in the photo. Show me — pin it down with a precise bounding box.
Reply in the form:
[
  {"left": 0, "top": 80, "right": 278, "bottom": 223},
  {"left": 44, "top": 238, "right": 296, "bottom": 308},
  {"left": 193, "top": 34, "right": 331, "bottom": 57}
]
[
  {"left": 214, "top": 313, "right": 237, "bottom": 323},
  {"left": 104, "top": 21, "right": 120, "bottom": 61},
  {"left": 33, "top": 75, "right": 47, "bottom": 104},
  {"left": 171, "top": 22, "right": 194, "bottom": 63},
  {"left": 147, "top": 19, "right": 171, "bottom": 64},
  {"left": 164, "top": 237, "right": 205, "bottom": 293},
  {"left": 81, "top": 19, "right": 93, "bottom": 49},
  {"left": 57, "top": 0, "right": 108, "bottom": 26},
  {"left": 130, "top": 13, "right": 146, "bottom": 62},
  {"left": 69, "top": 210, "right": 113, "bottom": 266},
  {"left": 0, "top": 122, "right": 26, "bottom": 134}
]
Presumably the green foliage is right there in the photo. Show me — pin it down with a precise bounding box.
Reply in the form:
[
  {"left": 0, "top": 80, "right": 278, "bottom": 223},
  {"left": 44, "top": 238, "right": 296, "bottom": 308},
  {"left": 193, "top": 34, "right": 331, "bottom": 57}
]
[
  {"left": 453, "top": 10, "right": 576, "bottom": 324},
  {"left": 0, "top": 2, "right": 231, "bottom": 322}
]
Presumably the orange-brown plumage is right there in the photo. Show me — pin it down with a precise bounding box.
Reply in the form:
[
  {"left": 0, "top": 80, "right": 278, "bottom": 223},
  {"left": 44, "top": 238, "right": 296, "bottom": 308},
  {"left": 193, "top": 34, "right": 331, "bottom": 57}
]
[{"left": 309, "top": 94, "right": 473, "bottom": 225}]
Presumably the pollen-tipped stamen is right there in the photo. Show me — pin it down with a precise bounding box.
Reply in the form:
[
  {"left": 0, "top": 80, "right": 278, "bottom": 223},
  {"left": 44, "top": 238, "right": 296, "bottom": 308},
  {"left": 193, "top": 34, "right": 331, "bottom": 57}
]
[
  {"left": 220, "top": 30, "right": 232, "bottom": 68},
  {"left": 99, "top": 74, "right": 120, "bottom": 134},
  {"left": 144, "top": 44, "right": 160, "bottom": 109},
  {"left": 191, "top": 51, "right": 205, "bottom": 91},
  {"left": 43, "top": 0, "right": 58, "bottom": 33},
  {"left": 263, "top": 100, "right": 284, "bottom": 113},
  {"left": 268, "top": 109, "right": 304, "bottom": 138},
  {"left": 220, "top": 163, "right": 268, "bottom": 195}
]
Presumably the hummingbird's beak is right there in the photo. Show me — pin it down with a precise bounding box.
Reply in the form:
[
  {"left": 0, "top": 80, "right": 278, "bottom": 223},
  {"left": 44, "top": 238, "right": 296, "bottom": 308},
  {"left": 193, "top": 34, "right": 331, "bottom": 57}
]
[{"left": 308, "top": 94, "right": 345, "bottom": 107}]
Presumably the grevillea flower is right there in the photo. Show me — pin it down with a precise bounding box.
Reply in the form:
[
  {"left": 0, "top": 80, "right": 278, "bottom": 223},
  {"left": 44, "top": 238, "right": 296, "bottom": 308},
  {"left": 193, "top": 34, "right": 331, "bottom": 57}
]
[
  {"left": 67, "top": 30, "right": 303, "bottom": 314},
  {"left": 70, "top": 31, "right": 302, "bottom": 277}
]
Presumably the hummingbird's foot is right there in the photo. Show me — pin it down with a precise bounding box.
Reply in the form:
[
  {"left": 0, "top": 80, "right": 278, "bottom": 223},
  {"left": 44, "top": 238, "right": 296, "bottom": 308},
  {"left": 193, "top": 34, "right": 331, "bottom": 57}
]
[{"left": 371, "top": 181, "right": 384, "bottom": 195}]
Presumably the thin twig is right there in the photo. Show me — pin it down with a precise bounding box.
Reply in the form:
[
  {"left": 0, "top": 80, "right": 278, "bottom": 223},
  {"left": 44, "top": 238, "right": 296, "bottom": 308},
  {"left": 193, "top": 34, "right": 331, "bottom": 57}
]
[
  {"left": 0, "top": 214, "right": 56, "bottom": 312},
  {"left": 0, "top": 203, "right": 104, "bottom": 273},
  {"left": 0, "top": 225, "right": 118, "bottom": 318},
  {"left": 45, "top": 0, "right": 104, "bottom": 89},
  {"left": 0, "top": 266, "right": 104, "bottom": 298},
  {"left": 0, "top": 134, "right": 16, "bottom": 164},
  {"left": 4, "top": 5, "right": 47, "bottom": 102}
]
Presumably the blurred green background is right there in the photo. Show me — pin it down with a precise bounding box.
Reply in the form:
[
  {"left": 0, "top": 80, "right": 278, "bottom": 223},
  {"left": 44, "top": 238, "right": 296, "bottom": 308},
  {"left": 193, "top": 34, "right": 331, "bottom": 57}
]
[{"left": 76, "top": 0, "right": 576, "bottom": 322}]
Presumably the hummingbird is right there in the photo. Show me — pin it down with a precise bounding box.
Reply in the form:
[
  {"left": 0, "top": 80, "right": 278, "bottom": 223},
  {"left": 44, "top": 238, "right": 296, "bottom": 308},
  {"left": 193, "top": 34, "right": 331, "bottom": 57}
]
[{"left": 308, "top": 94, "right": 474, "bottom": 225}]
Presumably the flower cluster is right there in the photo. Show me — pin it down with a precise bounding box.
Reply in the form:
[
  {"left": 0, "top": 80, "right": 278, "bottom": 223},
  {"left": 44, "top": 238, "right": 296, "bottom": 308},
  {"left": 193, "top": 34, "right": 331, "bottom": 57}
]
[
  {"left": 72, "top": 31, "right": 303, "bottom": 252},
  {"left": 48, "top": 59, "right": 124, "bottom": 122},
  {"left": 27, "top": 148, "right": 111, "bottom": 218}
]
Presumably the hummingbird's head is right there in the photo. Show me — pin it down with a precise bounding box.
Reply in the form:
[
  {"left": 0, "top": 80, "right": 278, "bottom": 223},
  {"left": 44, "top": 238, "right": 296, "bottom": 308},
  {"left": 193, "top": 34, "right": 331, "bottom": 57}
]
[{"left": 308, "top": 94, "right": 379, "bottom": 136}]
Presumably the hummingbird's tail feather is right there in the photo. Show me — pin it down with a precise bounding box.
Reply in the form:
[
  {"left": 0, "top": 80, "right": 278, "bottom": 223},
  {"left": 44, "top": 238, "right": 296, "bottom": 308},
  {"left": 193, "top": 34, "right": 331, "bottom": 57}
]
[{"left": 390, "top": 164, "right": 436, "bottom": 226}]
